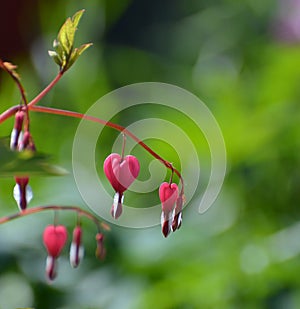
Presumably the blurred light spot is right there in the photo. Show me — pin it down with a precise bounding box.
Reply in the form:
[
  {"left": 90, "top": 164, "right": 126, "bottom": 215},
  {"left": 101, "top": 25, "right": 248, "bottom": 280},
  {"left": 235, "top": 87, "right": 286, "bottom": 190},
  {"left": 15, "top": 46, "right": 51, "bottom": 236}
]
[
  {"left": 0, "top": 273, "right": 33, "bottom": 308},
  {"left": 267, "top": 222, "right": 300, "bottom": 262},
  {"left": 240, "top": 244, "right": 269, "bottom": 274}
]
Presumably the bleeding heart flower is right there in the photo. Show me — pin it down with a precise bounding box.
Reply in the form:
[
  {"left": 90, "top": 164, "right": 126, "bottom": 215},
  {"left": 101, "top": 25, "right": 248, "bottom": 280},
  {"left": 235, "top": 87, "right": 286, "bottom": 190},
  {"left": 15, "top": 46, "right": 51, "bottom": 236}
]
[
  {"left": 13, "top": 176, "right": 33, "bottom": 211},
  {"left": 70, "top": 226, "right": 84, "bottom": 268},
  {"left": 104, "top": 153, "right": 140, "bottom": 219},
  {"left": 43, "top": 225, "right": 68, "bottom": 258},
  {"left": 10, "top": 110, "right": 24, "bottom": 151},
  {"left": 159, "top": 182, "right": 179, "bottom": 237},
  {"left": 43, "top": 225, "right": 68, "bottom": 281},
  {"left": 18, "top": 130, "right": 36, "bottom": 151}
]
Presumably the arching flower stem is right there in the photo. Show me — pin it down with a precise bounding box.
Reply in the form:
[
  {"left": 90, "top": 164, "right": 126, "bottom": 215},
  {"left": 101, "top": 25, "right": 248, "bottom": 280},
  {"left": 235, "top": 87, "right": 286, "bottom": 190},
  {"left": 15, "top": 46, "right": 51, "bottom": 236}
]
[
  {"left": 0, "top": 205, "right": 110, "bottom": 231},
  {"left": 29, "top": 105, "right": 185, "bottom": 192}
]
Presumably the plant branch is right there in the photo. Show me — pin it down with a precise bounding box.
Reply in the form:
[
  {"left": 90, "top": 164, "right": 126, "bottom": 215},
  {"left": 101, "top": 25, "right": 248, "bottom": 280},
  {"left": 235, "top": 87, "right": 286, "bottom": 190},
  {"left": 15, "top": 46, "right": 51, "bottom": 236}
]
[
  {"left": 0, "top": 106, "right": 20, "bottom": 124},
  {"left": 0, "top": 59, "right": 27, "bottom": 106},
  {"left": 28, "top": 71, "right": 64, "bottom": 107},
  {"left": 29, "top": 105, "right": 184, "bottom": 190},
  {"left": 0, "top": 205, "right": 110, "bottom": 231}
]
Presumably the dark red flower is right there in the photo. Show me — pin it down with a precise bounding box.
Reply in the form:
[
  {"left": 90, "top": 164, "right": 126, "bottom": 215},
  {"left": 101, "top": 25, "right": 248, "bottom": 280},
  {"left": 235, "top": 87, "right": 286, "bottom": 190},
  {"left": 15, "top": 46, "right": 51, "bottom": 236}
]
[{"left": 103, "top": 153, "right": 140, "bottom": 219}]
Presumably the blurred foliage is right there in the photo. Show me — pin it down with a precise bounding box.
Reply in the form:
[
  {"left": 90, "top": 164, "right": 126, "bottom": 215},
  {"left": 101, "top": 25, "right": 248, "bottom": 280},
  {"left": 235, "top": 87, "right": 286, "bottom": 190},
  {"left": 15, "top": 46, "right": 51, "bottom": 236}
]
[{"left": 0, "top": 0, "right": 300, "bottom": 308}]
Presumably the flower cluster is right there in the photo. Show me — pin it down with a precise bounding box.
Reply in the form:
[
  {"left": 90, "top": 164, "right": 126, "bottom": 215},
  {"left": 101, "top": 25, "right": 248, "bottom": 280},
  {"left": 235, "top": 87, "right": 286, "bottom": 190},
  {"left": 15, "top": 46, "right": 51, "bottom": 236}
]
[
  {"left": 0, "top": 10, "right": 187, "bottom": 285},
  {"left": 43, "top": 223, "right": 105, "bottom": 281},
  {"left": 103, "top": 152, "right": 184, "bottom": 237},
  {"left": 10, "top": 110, "right": 35, "bottom": 211}
]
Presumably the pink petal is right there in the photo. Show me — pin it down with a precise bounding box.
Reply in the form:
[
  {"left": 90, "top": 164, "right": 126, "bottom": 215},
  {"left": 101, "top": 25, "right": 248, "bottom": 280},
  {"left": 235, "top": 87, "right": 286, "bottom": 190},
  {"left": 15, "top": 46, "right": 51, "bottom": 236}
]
[
  {"left": 43, "top": 225, "right": 68, "bottom": 258},
  {"left": 159, "top": 182, "right": 178, "bottom": 213}
]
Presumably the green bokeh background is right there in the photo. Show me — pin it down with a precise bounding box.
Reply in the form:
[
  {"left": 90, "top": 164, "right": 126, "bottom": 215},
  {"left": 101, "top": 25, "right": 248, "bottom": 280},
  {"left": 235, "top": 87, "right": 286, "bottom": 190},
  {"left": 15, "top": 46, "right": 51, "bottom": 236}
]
[{"left": 1, "top": 0, "right": 300, "bottom": 308}]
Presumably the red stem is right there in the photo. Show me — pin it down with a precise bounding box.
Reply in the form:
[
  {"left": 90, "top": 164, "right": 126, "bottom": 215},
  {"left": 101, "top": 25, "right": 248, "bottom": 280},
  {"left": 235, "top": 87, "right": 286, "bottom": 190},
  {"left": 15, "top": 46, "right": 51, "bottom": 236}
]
[
  {"left": 0, "top": 71, "right": 63, "bottom": 124},
  {"left": 28, "top": 71, "right": 63, "bottom": 107},
  {"left": 0, "top": 59, "right": 27, "bottom": 106},
  {"left": 29, "top": 105, "right": 184, "bottom": 190},
  {"left": 0, "top": 106, "right": 19, "bottom": 124},
  {"left": 0, "top": 68, "right": 184, "bottom": 192},
  {"left": 0, "top": 205, "right": 110, "bottom": 231}
]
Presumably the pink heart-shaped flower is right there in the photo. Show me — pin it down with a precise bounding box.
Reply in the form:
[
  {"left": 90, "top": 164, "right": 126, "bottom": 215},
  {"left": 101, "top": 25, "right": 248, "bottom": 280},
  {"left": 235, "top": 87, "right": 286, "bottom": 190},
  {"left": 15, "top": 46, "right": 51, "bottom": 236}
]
[
  {"left": 43, "top": 225, "right": 68, "bottom": 258},
  {"left": 159, "top": 182, "right": 179, "bottom": 213},
  {"left": 104, "top": 153, "right": 140, "bottom": 194}
]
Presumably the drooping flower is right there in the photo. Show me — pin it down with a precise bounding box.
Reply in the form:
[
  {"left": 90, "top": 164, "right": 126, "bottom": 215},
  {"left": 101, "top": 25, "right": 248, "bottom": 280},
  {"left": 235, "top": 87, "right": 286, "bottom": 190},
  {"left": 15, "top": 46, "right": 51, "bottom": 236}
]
[
  {"left": 172, "top": 193, "right": 185, "bottom": 232},
  {"left": 95, "top": 233, "right": 106, "bottom": 260},
  {"left": 159, "top": 182, "right": 179, "bottom": 237},
  {"left": 43, "top": 225, "right": 68, "bottom": 281},
  {"left": 10, "top": 110, "right": 24, "bottom": 150},
  {"left": 103, "top": 153, "right": 140, "bottom": 219},
  {"left": 70, "top": 226, "right": 84, "bottom": 268},
  {"left": 17, "top": 130, "right": 36, "bottom": 151},
  {"left": 13, "top": 176, "right": 33, "bottom": 211}
]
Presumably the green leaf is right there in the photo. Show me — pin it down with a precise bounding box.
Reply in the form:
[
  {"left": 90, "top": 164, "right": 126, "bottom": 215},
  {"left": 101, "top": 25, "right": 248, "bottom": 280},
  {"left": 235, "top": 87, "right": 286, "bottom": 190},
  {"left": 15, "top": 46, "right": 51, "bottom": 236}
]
[
  {"left": 77, "top": 43, "right": 93, "bottom": 56},
  {"left": 71, "top": 9, "right": 85, "bottom": 29},
  {"left": 64, "top": 43, "right": 93, "bottom": 71},
  {"left": 0, "top": 138, "right": 68, "bottom": 177},
  {"left": 58, "top": 17, "right": 73, "bottom": 54},
  {"left": 49, "top": 9, "right": 91, "bottom": 72}
]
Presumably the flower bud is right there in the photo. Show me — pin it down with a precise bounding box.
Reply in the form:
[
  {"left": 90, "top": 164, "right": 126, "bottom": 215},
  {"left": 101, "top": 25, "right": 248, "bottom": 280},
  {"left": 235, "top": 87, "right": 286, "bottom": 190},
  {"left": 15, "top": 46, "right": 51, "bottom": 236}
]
[
  {"left": 18, "top": 131, "right": 36, "bottom": 151},
  {"left": 10, "top": 111, "right": 25, "bottom": 150},
  {"left": 13, "top": 176, "right": 33, "bottom": 211},
  {"left": 70, "top": 226, "right": 84, "bottom": 268},
  {"left": 95, "top": 233, "right": 106, "bottom": 260}
]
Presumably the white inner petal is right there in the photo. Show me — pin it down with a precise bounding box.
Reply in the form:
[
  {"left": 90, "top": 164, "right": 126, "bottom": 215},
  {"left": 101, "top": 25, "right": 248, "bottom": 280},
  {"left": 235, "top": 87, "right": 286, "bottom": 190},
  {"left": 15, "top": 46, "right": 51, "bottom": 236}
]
[
  {"left": 70, "top": 243, "right": 84, "bottom": 267},
  {"left": 13, "top": 184, "right": 21, "bottom": 207},
  {"left": 13, "top": 184, "right": 33, "bottom": 210},
  {"left": 112, "top": 192, "right": 120, "bottom": 217},
  {"left": 26, "top": 185, "right": 33, "bottom": 204},
  {"left": 10, "top": 128, "right": 18, "bottom": 150}
]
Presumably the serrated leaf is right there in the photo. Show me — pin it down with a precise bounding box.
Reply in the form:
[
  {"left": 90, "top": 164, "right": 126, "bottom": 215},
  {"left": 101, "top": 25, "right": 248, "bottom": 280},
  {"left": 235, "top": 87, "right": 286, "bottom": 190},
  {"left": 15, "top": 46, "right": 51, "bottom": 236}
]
[{"left": 0, "top": 138, "right": 68, "bottom": 177}]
